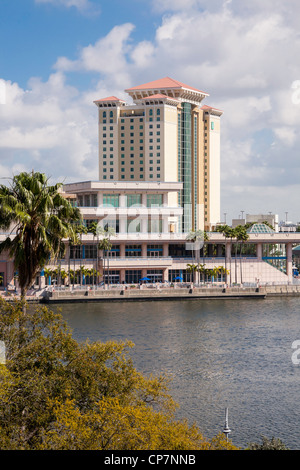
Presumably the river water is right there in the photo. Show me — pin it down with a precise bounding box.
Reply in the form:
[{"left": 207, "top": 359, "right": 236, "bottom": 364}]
[{"left": 53, "top": 296, "right": 300, "bottom": 449}]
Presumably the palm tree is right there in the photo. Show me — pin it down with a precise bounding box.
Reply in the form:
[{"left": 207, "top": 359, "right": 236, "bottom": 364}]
[
  {"left": 186, "top": 263, "right": 198, "bottom": 283},
  {"left": 0, "top": 171, "right": 80, "bottom": 303},
  {"left": 98, "top": 238, "right": 111, "bottom": 286},
  {"left": 211, "top": 266, "right": 221, "bottom": 284},
  {"left": 216, "top": 225, "right": 235, "bottom": 286},
  {"left": 80, "top": 266, "right": 89, "bottom": 286},
  {"left": 218, "top": 265, "right": 229, "bottom": 284},
  {"left": 75, "top": 224, "right": 87, "bottom": 287},
  {"left": 97, "top": 225, "right": 115, "bottom": 287},
  {"left": 197, "top": 263, "right": 206, "bottom": 285},
  {"left": 235, "top": 225, "right": 249, "bottom": 284},
  {"left": 88, "top": 221, "right": 99, "bottom": 288},
  {"left": 43, "top": 267, "right": 52, "bottom": 287},
  {"left": 60, "top": 268, "right": 68, "bottom": 287}
]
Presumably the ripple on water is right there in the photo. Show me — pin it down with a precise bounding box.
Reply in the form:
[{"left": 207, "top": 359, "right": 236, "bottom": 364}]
[{"left": 56, "top": 297, "right": 300, "bottom": 449}]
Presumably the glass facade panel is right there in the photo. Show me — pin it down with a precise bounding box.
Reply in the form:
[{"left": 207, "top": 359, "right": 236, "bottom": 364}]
[
  {"left": 194, "top": 115, "right": 198, "bottom": 229},
  {"left": 125, "top": 270, "right": 142, "bottom": 284},
  {"left": 103, "top": 194, "right": 119, "bottom": 207},
  {"left": 103, "top": 270, "right": 120, "bottom": 284},
  {"left": 125, "top": 245, "right": 142, "bottom": 257},
  {"left": 147, "top": 194, "right": 163, "bottom": 207},
  {"left": 84, "top": 245, "right": 97, "bottom": 259},
  {"left": 148, "top": 218, "right": 162, "bottom": 233},
  {"left": 146, "top": 270, "right": 163, "bottom": 282},
  {"left": 127, "top": 219, "right": 141, "bottom": 233},
  {"left": 168, "top": 269, "right": 189, "bottom": 282},
  {"left": 127, "top": 194, "right": 142, "bottom": 207},
  {"left": 178, "top": 103, "right": 192, "bottom": 232}
]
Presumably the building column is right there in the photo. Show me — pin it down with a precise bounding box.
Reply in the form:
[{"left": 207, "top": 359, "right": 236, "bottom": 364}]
[
  {"left": 163, "top": 243, "right": 169, "bottom": 257},
  {"left": 225, "top": 242, "right": 231, "bottom": 263},
  {"left": 119, "top": 194, "right": 126, "bottom": 208},
  {"left": 225, "top": 242, "right": 231, "bottom": 285},
  {"left": 286, "top": 242, "right": 293, "bottom": 283},
  {"left": 120, "top": 243, "right": 125, "bottom": 258},
  {"left": 119, "top": 216, "right": 126, "bottom": 234},
  {"left": 141, "top": 268, "right": 147, "bottom": 279},
  {"left": 39, "top": 273, "right": 46, "bottom": 289},
  {"left": 120, "top": 269, "right": 126, "bottom": 284},
  {"left": 142, "top": 193, "right": 147, "bottom": 208},
  {"left": 256, "top": 242, "right": 262, "bottom": 260},
  {"left": 141, "top": 243, "right": 147, "bottom": 258}
]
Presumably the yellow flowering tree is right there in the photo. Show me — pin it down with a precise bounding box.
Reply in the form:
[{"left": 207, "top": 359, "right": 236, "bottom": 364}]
[{"left": 0, "top": 298, "right": 239, "bottom": 450}]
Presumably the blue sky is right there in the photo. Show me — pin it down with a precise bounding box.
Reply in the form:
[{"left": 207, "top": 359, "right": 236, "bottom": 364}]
[{"left": 1, "top": 0, "right": 300, "bottom": 224}]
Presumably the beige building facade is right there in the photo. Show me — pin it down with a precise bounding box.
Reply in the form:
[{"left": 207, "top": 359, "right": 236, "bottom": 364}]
[{"left": 94, "top": 77, "right": 223, "bottom": 231}]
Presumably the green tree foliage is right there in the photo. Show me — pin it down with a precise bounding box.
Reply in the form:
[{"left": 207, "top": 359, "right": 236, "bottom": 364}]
[
  {"left": 0, "top": 298, "right": 239, "bottom": 450},
  {"left": 0, "top": 171, "right": 81, "bottom": 299},
  {"left": 247, "top": 436, "right": 289, "bottom": 450}
]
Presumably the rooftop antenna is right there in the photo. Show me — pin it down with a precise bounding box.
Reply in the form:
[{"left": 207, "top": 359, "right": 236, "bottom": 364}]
[{"left": 223, "top": 407, "right": 231, "bottom": 441}]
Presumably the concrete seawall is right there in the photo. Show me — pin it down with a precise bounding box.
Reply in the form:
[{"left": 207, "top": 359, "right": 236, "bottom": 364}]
[
  {"left": 42, "top": 286, "right": 268, "bottom": 303},
  {"left": 38, "top": 284, "right": 300, "bottom": 303}
]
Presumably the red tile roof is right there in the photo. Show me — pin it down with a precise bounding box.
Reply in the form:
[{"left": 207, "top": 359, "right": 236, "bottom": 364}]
[
  {"left": 94, "top": 96, "right": 125, "bottom": 102},
  {"left": 141, "top": 93, "right": 178, "bottom": 100},
  {"left": 201, "top": 105, "right": 223, "bottom": 112},
  {"left": 125, "top": 77, "right": 208, "bottom": 95}
]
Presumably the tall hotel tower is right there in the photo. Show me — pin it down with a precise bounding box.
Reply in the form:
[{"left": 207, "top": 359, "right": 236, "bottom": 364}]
[{"left": 94, "top": 77, "right": 222, "bottom": 231}]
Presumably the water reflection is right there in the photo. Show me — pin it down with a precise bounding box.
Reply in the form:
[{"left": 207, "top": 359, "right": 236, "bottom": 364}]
[{"left": 53, "top": 297, "right": 300, "bottom": 449}]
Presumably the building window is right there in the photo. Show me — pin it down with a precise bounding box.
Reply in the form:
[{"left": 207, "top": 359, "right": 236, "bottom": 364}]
[
  {"left": 125, "top": 270, "right": 142, "bottom": 284},
  {"left": 103, "top": 194, "right": 119, "bottom": 207},
  {"left": 147, "top": 194, "right": 163, "bottom": 207},
  {"left": 127, "top": 194, "right": 142, "bottom": 207},
  {"left": 125, "top": 246, "right": 142, "bottom": 257},
  {"left": 84, "top": 245, "right": 98, "bottom": 259}
]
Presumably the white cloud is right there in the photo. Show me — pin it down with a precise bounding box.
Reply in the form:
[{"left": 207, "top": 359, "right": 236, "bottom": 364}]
[
  {"left": 0, "top": 73, "right": 97, "bottom": 183},
  {"left": 55, "top": 23, "right": 135, "bottom": 89},
  {"left": 2, "top": 1, "right": 300, "bottom": 220},
  {"left": 273, "top": 127, "right": 297, "bottom": 147}
]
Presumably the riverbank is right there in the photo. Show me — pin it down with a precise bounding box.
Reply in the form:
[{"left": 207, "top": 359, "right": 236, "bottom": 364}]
[
  {"left": 3, "top": 284, "right": 300, "bottom": 304},
  {"left": 40, "top": 284, "right": 300, "bottom": 303}
]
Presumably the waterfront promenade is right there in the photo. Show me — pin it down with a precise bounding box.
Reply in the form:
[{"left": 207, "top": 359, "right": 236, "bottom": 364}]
[
  {"left": 38, "top": 283, "right": 300, "bottom": 303},
  {"left": 3, "top": 283, "right": 300, "bottom": 303}
]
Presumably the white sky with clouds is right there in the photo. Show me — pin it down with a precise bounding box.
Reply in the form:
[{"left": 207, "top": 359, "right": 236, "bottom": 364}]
[{"left": 1, "top": 0, "right": 300, "bottom": 224}]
